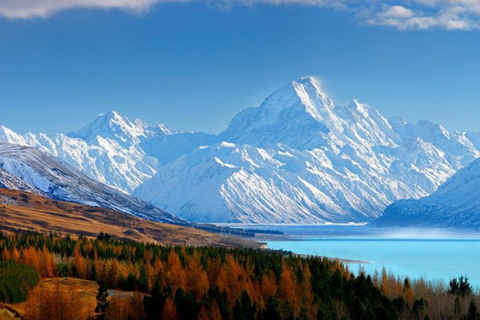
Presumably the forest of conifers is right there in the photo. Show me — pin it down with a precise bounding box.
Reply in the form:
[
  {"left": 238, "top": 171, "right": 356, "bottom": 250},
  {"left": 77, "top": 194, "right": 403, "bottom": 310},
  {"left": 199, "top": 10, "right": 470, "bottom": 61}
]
[{"left": 0, "top": 231, "right": 479, "bottom": 320}]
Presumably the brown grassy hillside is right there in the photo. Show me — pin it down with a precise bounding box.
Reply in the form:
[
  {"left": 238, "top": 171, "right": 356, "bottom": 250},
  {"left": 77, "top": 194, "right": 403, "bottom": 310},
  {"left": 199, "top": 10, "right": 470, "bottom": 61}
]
[
  {"left": 5, "top": 278, "right": 146, "bottom": 320},
  {"left": 10, "top": 278, "right": 99, "bottom": 319},
  {"left": 0, "top": 188, "right": 220, "bottom": 246}
]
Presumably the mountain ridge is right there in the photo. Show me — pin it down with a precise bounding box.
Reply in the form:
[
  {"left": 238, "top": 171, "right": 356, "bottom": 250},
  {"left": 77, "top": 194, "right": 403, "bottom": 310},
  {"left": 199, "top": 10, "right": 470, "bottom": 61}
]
[
  {"left": 0, "top": 113, "right": 215, "bottom": 193},
  {"left": 0, "top": 142, "right": 183, "bottom": 224},
  {"left": 2, "top": 76, "right": 480, "bottom": 224},
  {"left": 374, "top": 157, "right": 480, "bottom": 229},
  {"left": 134, "top": 77, "right": 480, "bottom": 223}
]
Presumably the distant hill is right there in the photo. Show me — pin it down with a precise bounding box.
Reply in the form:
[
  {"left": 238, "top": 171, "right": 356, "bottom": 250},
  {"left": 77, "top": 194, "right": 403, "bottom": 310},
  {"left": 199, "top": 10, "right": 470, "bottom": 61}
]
[
  {"left": 0, "top": 187, "right": 220, "bottom": 246},
  {"left": 374, "top": 157, "right": 480, "bottom": 229}
]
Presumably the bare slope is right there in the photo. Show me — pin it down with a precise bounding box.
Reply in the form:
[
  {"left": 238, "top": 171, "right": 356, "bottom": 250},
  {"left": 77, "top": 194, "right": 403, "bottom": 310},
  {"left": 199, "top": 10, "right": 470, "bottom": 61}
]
[{"left": 0, "top": 188, "right": 220, "bottom": 246}]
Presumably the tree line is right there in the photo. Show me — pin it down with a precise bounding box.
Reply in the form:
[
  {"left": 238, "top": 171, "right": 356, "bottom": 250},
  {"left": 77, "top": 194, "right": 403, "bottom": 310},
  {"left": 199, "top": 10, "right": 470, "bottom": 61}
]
[{"left": 0, "top": 231, "right": 479, "bottom": 320}]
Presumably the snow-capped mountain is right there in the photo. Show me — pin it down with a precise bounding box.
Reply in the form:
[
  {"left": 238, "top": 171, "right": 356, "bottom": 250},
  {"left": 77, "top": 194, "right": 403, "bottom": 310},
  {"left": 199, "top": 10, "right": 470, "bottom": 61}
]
[
  {"left": 0, "top": 111, "right": 215, "bottom": 193},
  {"left": 135, "top": 77, "right": 480, "bottom": 223},
  {"left": 2, "top": 76, "right": 480, "bottom": 224},
  {"left": 374, "top": 157, "right": 480, "bottom": 229},
  {"left": 0, "top": 142, "right": 183, "bottom": 224}
]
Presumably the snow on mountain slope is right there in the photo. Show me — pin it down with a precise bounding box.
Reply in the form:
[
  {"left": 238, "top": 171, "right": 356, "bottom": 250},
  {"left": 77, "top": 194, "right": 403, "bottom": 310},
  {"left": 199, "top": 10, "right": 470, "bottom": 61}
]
[
  {"left": 0, "top": 111, "right": 215, "bottom": 193},
  {"left": 0, "top": 142, "right": 183, "bottom": 224},
  {"left": 139, "top": 129, "right": 217, "bottom": 166},
  {"left": 135, "top": 77, "right": 480, "bottom": 223},
  {"left": 374, "top": 158, "right": 480, "bottom": 229},
  {"left": 2, "top": 77, "right": 479, "bottom": 224},
  {"left": 220, "top": 77, "right": 399, "bottom": 150},
  {"left": 135, "top": 142, "right": 408, "bottom": 223},
  {"left": 0, "top": 166, "right": 45, "bottom": 195},
  {"left": 69, "top": 110, "right": 148, "bottom": 146}
]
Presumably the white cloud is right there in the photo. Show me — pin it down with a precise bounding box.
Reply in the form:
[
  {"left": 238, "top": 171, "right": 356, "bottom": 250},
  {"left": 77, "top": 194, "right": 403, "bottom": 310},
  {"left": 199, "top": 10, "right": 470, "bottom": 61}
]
[
  {"left": 1, "top": 0, "right": 480, "bottom": 31},
  {"left": 0, "top": 0, "right": 168, "bottom": 19},
  {"left": 378, "top": 5, "right": 415, "bottom": 19},
  {"left": 0, "top": 0, "right": 351, "bottom": 18},
  {"left": 363, "top": 2, "right": 480, "bottom": 30},
  {"left": 416, "top": 0, "right": 480, "bottom": 14}
]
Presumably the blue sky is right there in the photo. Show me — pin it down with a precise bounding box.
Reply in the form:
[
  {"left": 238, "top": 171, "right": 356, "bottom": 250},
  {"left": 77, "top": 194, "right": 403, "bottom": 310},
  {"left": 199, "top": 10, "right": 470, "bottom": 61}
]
[{"left": 0, "top": 1, "right": 479, "bottom": 134}]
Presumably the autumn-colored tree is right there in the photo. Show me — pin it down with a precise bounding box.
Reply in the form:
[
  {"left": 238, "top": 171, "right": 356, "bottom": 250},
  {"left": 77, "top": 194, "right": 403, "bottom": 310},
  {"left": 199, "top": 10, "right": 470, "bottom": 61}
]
[
  {"left": 381, "top": 267, "right": 389, "bottom": 296},
  {"left": 104, "top": 294, "right": 145, "bottom": 320},
  {"left": 403, "top": 278, "right": 414, "bottom": 307},
  {"left": 42, "top": 246, "right": 56, "bottom": 277},
  {"left": 278, "top": 263, "right": 296, "bottom": 305},
  {"left": 73, "top": 244, "right": 87, "bottom": 279},
  {"left": 1, "top": 232, "right": 456, "bottom": 320},
  {"left": 108, "top": 259, "right": 120, "bottom": 287},
  {"left": 300, "top": 263, "right": 316, "bottom": 318},
  {"left": 1, "top": 248, "right": 10, "bottom": 261},
  {"left": 53, "top": 286, "right": 71, "bottom": 320},
  {"left": 23, "top": 247, "right": 41, "bottom": 271},
  {"left": 210, "top": 301, "right": 223, "bottom": 320},
  {"left": 11, "top": 246, "right": 21, "bottom": 262},
  {"left": 206, "top": 257, "right": 222, "bottom": 285},
  {"left": 145, "top": 260, "right": 154, "bottom": 290},
  {"left": 223, "top": 255, "right": 245, "bottom": 305},
  {"left": 42, "top": 288, "right": 56, "bottom": 320},
  {"left": 165, "top": 250, "right": 185, "bottom": 293},
  {"left": 260, "top": 272, "right": 278, "bottom": 298},
  {"left": 152, "top": 257, "right": 165, "bottom": 288},
  {"left": 412, "top": 278, "right": 430, "bottom": 299},
  {"left": 104, "top": 296, "right": 124, "bottom": 320},
  {"left": 143, "top": 249, "right": 153, "bottom": 265},
  {"left": 185, "top": 255, "right": 209, "bottom": 300},
  {"left": 197, "top": 305, "right": 210, "bottom": 320},
  {"left": 161, "top": 297, "right": 178, "bottom": 320},
  {"left": 345, "top": 265, "right": 352, "bottom": 281},
  {"left": 126, "top": 292, "right": 147, "bottom": 320}
]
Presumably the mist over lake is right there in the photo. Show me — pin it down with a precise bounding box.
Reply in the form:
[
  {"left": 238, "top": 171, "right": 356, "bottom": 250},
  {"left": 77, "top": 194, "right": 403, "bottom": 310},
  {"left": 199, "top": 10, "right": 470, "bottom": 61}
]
[{"left": 243, "top": 225, "right": 480, "bottom": 289}]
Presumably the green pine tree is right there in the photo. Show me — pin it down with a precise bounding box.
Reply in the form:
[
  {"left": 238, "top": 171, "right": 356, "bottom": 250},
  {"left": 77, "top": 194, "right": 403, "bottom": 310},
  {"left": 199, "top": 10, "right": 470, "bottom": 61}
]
[
  {"left": 465, "top": 299, "right": 480, "bottom": 320},
  {"left": 95, "top": 282, "right": 109, "bottom": 320}
]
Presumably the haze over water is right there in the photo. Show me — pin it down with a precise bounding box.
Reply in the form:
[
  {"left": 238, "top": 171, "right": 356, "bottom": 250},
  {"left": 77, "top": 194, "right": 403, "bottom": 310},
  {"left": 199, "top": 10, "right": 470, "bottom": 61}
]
[{"left": 247, "top": 225, "right": 480, "bottom": 290}]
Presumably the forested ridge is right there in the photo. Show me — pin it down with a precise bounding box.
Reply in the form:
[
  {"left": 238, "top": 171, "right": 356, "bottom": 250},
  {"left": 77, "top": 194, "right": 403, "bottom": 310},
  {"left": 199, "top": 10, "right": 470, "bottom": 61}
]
[{"left": 0, "top": 232, "right": 478, "bottom": 320}]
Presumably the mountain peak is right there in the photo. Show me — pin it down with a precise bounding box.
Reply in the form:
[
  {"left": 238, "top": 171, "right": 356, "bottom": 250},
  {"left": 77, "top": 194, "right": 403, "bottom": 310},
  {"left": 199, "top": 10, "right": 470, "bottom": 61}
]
[
  {"left": 260, "top": 76, "right": 333, "bottom": 115},
  {"left": 294, "top": 76, "right": 323, "bottom": 90},
  {"left": 346, "top": 99, "right": 370, "bottom": 115},
  {"left": 68, "top": 110, "right": 147, "bottom": 145},
  {"left": 148, "top": 123, "right": 174, "bottom": 136},
  {"left": 291, "top": 76, "right": 329, "bottom": 100},
  {"left": 416, "top": 120, "right": 450, "bottom": 138},
  {"left": 220, "top": 77, "right": 340, "bottom": 149},
  {"left": 100, "top": 110, "right": 124, "bottom": 121},
  {"left": 0, "top": 125, "right": 27, "bottom": 146}
]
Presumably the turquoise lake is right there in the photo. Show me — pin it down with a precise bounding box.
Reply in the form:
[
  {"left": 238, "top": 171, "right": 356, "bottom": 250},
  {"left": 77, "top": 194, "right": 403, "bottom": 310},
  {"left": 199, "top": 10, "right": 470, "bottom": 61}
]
[{"left": 241, "top": 225, "right": 480, "bottom": 289}]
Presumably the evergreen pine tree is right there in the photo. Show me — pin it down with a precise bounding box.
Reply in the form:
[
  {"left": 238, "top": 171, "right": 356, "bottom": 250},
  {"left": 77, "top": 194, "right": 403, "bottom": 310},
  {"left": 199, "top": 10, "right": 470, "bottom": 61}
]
[
  {"left": 95, "top": 282, "right": 109, "bottom": 320},
  {"left": 465, "top": 299, "right": 480, "bottom": 320},
  {"left": 460, "top": 276, "right": 473, "bottom": 297}
]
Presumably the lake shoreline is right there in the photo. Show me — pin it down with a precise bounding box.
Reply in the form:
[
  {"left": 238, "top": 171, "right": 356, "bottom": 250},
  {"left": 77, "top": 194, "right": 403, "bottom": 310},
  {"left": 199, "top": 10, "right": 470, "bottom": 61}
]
[{"left": 225, "top": 225, "right": 480, "bottom": 287}]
